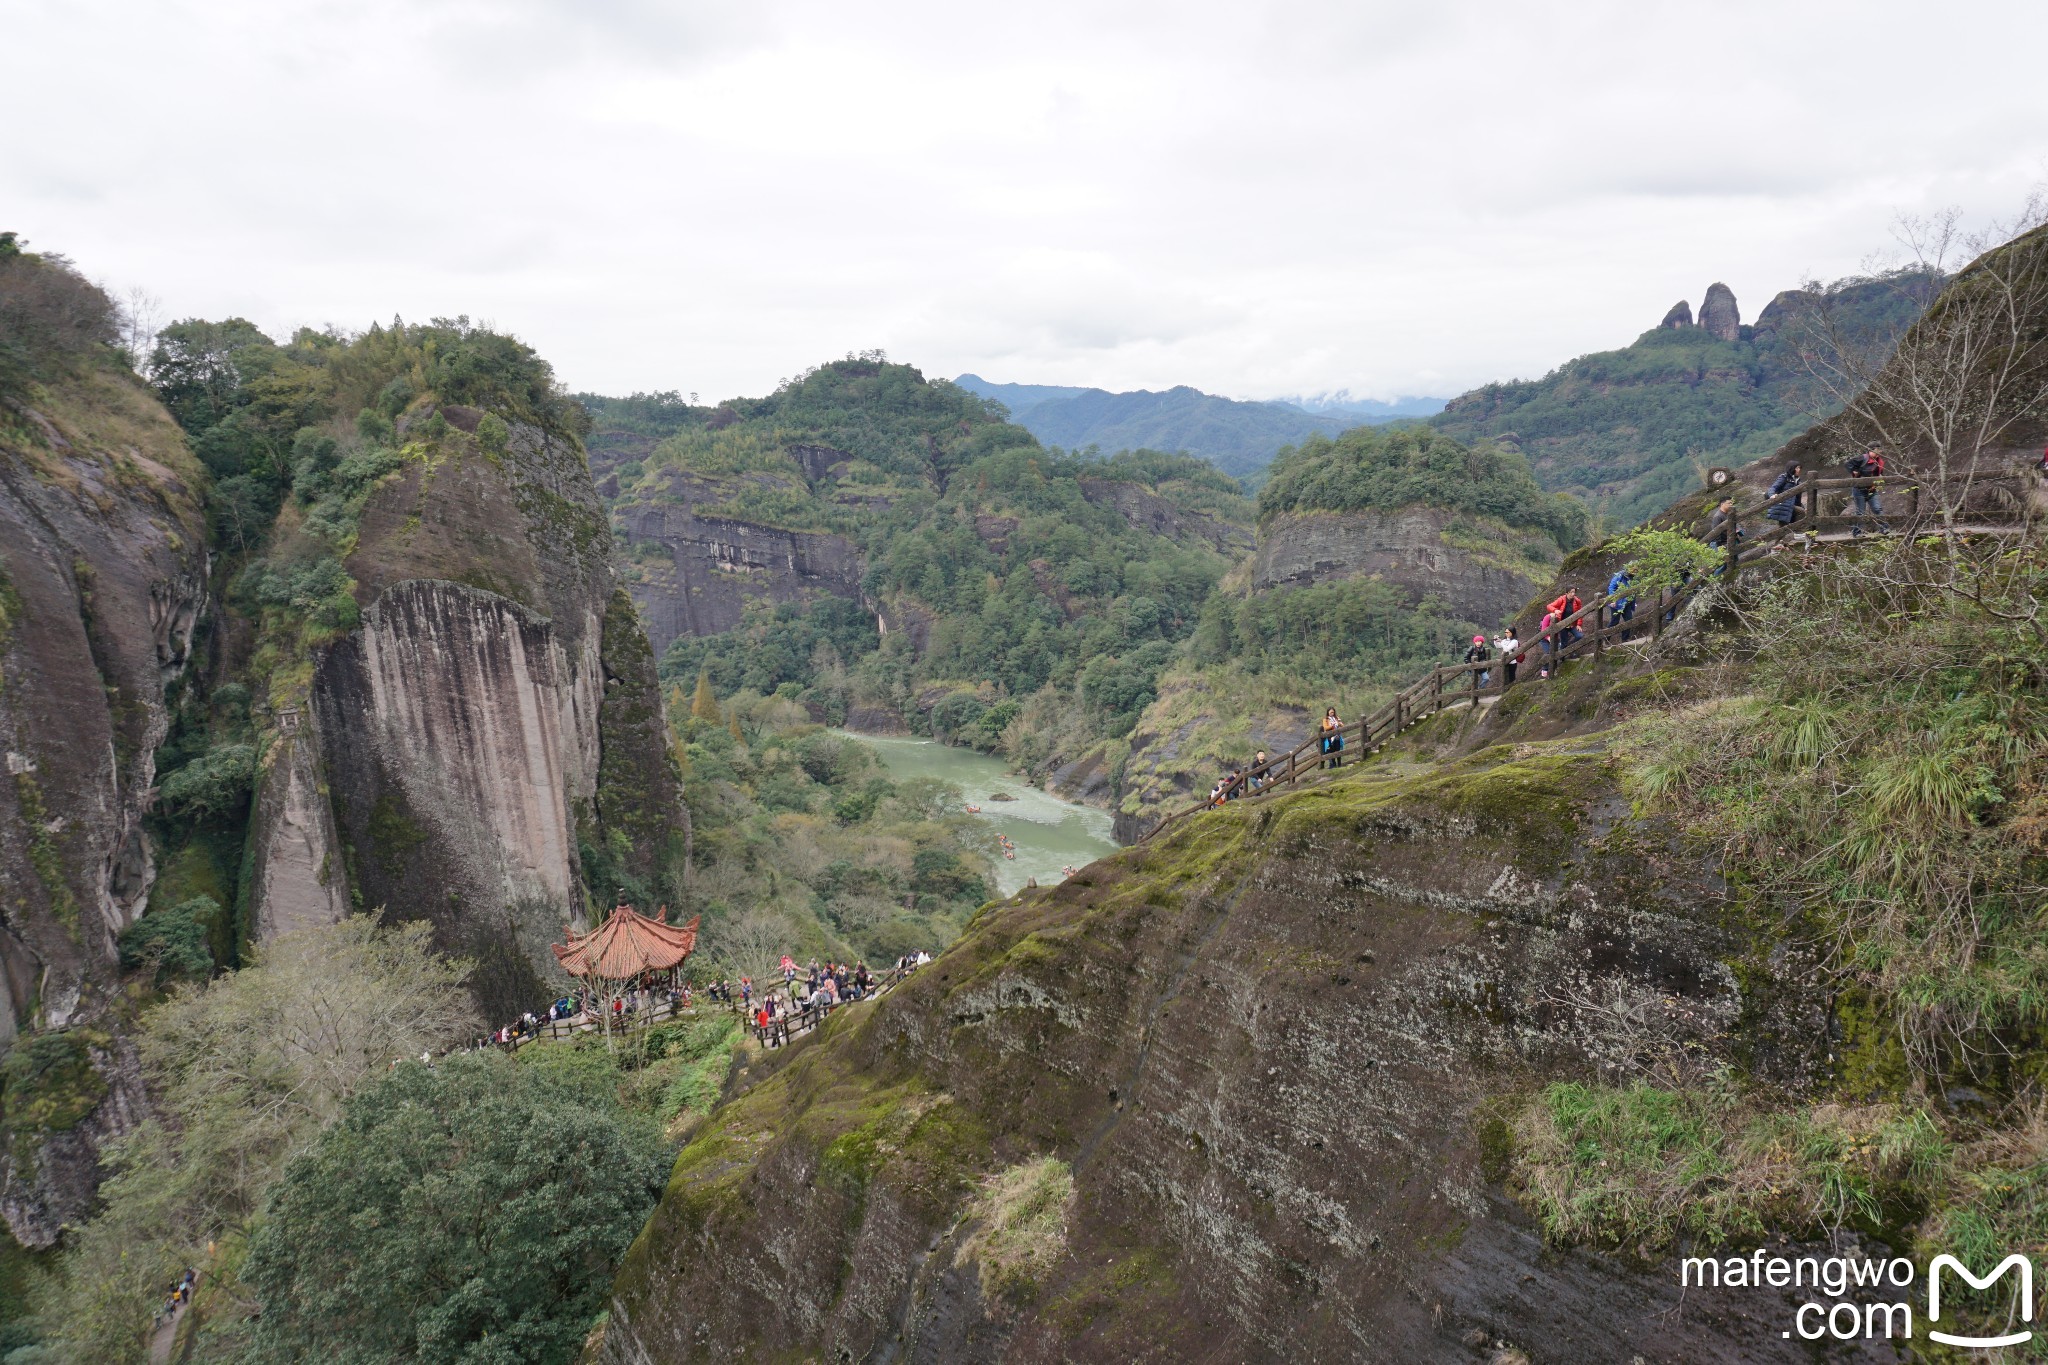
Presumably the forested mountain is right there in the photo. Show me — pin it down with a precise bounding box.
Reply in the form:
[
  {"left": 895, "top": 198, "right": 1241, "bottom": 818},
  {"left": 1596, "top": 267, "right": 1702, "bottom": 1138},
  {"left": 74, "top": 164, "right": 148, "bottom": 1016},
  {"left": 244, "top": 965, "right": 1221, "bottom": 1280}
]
[
  {"left": 580, "top": 367, "right": 1594, "bottom": 841},
  {"left": 955, "top": 373, "right": 1391, "bottom": 480},
  {"left": 1099, "top": 424, "right": 1587, "bottom": 834},
  {"left": 581, "top": 364, "right": 1253, "bottom": 767},
  {"left": 600, "top": 228, "right": 2048, "bottom": 1364},
  {"left": 1432, "top": 271, "right": 1941, "bottom": 526}
]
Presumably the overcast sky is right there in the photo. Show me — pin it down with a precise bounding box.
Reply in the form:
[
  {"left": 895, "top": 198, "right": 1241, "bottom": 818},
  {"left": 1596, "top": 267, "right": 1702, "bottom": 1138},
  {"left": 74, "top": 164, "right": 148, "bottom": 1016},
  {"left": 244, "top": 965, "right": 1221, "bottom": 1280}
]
[{"left": 7, "top": 0, "right": 2046, "bottom": 404}]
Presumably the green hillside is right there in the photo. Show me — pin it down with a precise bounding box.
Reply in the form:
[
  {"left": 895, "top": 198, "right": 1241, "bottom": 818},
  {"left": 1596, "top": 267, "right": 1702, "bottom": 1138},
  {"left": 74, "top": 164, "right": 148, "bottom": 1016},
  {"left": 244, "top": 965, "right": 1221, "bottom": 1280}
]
[
  {"left": 582, "top": 362, "right": 1254, "bottom": 762},
  {"left": 1432, "top": 271, "right": 1939, "bottom": 527}
]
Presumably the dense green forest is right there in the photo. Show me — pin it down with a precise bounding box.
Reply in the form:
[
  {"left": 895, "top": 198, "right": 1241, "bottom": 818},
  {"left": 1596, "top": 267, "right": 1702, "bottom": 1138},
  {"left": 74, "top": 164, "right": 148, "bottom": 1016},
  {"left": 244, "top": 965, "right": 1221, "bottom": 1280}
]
[
  {"left": 667, "top": 686, "right": 998, "bottom": 966},
  {"left": 1258, "top": 424, "right": 1588, "bottom": 549},
  {"left": 1432, "top": 271, "right": 1940, "bottom": 526},
  {"left": 585, "top": 360, "right": 1254, "bottom": 756}
]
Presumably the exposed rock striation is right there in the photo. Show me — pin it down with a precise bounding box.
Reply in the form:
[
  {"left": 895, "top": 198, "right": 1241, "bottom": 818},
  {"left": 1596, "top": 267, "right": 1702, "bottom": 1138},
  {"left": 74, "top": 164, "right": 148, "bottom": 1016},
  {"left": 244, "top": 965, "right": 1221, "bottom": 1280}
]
[
  {"left": 0, "top": 367, "right": 207, "bottom": 1243},
  {"left": 243, "top": 720, "right": 350, "bottom": 942},
  {"left": 616, "top": 497, "right": 865, "bottom": 654},
  {"left": 255, "top": 411, "right": 686, "bottom": 1021},
  {"left": 600, "top": 734, "right": 1833, "bottom": 1362}
]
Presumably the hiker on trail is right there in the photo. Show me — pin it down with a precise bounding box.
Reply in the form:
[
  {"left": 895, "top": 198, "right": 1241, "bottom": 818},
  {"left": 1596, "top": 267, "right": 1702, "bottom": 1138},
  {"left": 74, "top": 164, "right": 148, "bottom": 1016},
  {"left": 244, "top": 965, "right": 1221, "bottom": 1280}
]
[
  {"left": 1249, "top": 750, "right": 1269, "bottom": 791},
  {"left": 1494, "top": 628, "right": 1521, "bottom": 686},
  {"left": 1320, "top": 707, "right": 1344, "bottom": 769},
  {"left": 1559, "top": 589, "right": 1585, "bottom": 645},
  {"left": 1766, "top": 463, "right": 1804, "bottom": 527},
  {"left": 1606, "top": 568, "right": 1635, "bottom": 635},
  {"left": 1845, "top": 448, "right": 1890, "bottom": 535},
  {"left": 1703, "top": 498, "right": 1743, "bottom": 558},
  {"left": 1464, "top": 634, "right": 1490, "bottom": 690},
  {"left": 1537, "top": 607, "right": 1558, "bottom": 676},
  {"left": 1226, "top": 768, "right": 1245, "bottom": 799}
]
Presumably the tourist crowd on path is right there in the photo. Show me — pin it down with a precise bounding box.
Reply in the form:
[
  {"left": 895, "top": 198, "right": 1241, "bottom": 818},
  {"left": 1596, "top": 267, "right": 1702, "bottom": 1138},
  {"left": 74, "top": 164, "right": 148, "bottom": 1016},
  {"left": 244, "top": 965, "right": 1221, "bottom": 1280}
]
[
  {"left": 154, "top": 1267, "right": 197, "bottom": 1325},
  {"left": 425, "top": 950, "right": 938, "bottom": 1062},
  {"left": 1197, "top": 446, "right": 1922, "bottom": 813}
]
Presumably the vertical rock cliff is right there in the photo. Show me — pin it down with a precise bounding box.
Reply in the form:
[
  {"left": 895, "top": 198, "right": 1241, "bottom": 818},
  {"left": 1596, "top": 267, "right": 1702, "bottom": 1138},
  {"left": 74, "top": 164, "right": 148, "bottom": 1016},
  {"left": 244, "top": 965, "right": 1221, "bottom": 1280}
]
[
  {"left": 0, "top": 365, "right": 208, "bottom": 1245},
  {"left": 276, "top": 408, "right": 685, "bottom": 1019}
]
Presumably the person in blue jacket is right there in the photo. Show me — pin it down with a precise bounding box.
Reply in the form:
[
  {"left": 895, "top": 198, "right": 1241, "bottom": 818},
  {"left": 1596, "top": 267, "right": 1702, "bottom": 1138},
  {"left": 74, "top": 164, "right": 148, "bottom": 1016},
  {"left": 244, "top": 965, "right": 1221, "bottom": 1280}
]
[{"left": 1605, "top": 568, "right": 1636, "bottom": 638}]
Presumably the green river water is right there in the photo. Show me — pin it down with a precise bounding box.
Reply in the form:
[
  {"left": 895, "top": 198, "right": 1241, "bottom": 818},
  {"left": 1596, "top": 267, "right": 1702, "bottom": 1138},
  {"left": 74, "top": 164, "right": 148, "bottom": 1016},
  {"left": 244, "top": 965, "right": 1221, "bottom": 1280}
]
[{"left": 839, "top": 732, "right": 1121, "bottom": 896}]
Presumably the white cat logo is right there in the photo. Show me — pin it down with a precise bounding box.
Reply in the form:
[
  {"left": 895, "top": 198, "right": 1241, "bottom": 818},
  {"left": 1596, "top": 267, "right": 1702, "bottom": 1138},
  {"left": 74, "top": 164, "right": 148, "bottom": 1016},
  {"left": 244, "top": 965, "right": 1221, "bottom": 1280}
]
[{"left": 1928, "top": 1254, "right": 2033, "bottom": 1349}]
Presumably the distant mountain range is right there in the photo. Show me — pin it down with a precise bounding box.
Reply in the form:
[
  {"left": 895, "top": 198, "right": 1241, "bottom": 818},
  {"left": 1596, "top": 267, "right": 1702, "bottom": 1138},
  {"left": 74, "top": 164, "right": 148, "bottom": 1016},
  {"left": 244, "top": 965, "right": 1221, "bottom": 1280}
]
[
  {"left": 953, "top": 375, "right": 1447, "bottom": 482},
  {"left": 1272, "top": 392, "right": 1449, "bottom": 421},
  {"left": 1428, "top": 273, "right": 1941, "bottom": 527}
]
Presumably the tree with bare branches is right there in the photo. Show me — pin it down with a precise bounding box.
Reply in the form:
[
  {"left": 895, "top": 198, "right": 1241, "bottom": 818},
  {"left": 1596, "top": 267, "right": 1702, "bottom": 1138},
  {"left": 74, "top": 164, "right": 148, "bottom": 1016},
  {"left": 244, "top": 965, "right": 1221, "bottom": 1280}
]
[{"left": 1785, "top": 200, "right": 2048, "bottom": 556}]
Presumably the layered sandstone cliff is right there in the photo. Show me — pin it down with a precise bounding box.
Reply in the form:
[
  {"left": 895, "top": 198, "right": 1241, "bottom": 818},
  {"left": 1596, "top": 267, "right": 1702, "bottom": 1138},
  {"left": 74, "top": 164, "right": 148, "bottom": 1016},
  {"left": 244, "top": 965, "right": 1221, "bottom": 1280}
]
[
  {"left": 253, "top": 410, "right": 685, "bottom": 1020},
  {"left": 1249, "top": 505, "right": 1550, "bottom": 628},
  {"left": 612, "top": 464, "right": 866, "bottom": 656},
  {"left": 598, "top": 667, "right": 1833, "bottom": 1363}
]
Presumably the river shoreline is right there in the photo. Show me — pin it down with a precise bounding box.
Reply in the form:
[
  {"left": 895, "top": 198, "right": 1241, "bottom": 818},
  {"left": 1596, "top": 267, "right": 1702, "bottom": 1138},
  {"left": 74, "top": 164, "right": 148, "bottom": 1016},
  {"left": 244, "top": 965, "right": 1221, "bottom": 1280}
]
[{"left": 836, "top": 731, "right": 1120, "bottom": 895}]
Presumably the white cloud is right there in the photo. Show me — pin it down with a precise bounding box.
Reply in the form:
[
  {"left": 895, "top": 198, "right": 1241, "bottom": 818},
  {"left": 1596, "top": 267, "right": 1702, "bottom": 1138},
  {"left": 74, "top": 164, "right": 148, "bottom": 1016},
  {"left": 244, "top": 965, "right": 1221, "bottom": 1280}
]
[{"left": 6, "top": 0, "right": 2046, "bottom": 403}]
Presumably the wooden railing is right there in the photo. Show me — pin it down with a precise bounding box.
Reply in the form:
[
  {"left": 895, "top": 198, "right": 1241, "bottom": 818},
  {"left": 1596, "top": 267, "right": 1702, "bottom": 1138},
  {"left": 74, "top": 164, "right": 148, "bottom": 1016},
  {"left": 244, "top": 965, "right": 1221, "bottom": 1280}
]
[
  {"left": 733, "top": 963, "right": 916, "bottom": 1048},
  {"left": 1140, "top": 474, "right": 2035, "bottom": 841}
]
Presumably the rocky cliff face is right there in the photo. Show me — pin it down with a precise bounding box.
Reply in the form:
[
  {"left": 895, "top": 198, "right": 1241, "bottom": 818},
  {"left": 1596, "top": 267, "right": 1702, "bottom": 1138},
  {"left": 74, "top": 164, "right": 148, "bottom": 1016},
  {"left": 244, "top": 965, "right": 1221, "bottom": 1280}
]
[
  {"left": 271, "top": 412, "right": 684, "bottom": 1020},
  {"left": 1091, "top": 506, "right": 1560, "bottom": 837},
  {"left": 617, "top": 499, "right": 865, "bottom": 654},
  {"left": 1698, "top": 282, "right": 1742, "bottom": 342},
  {"left": 611, "top": 464, "right": 866, "bottom": 656},
  {"left": 1250, "top": 506, "right": 1550, "bottom": 629},
  {"left": 0, "top": 367, "right": 208, "bottom": 1244},
  {"left": 599, "top": 672, "right": 1835, "bottom": 1363}
]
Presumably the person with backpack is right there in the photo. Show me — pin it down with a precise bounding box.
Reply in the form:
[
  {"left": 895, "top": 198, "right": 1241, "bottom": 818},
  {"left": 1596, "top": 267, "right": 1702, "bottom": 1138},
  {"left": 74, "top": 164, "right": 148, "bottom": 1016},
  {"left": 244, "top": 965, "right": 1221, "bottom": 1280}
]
[
  {"left": 1845, "top": 448, "right": 1889, "bottom": 535},
  {"left": 1320, "top": 707, "right": 1344, "bottom": 769},
  {"left": 1765, "top": 463, "right": 1804, "bottom": 528},
  {"left": 1464, "top": 634, "right": 1490, "bottom": 690},
  {"left": 1606, "top": 568, "right": 1635, "bottom": 636}
]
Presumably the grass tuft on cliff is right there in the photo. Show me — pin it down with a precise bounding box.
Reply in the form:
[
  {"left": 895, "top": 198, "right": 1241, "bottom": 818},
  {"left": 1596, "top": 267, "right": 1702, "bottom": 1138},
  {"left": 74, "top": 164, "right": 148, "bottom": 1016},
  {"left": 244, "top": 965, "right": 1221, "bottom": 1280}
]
[{"left": 961, "top": 1156, "right": 1075, "bottom": 1301}]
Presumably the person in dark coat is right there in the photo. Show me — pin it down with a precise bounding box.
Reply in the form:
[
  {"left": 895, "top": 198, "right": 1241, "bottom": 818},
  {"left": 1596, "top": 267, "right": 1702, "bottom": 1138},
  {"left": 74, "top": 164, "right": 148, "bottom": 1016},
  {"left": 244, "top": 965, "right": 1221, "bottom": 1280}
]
[{"left": 1765, "top": 463, "right": 1803, "bottom": 526}]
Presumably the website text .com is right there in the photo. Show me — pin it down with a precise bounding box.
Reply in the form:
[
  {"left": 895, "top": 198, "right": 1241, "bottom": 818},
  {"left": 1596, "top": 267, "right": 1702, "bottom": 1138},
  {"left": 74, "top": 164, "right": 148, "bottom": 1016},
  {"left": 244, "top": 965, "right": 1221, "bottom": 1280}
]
[{"left": 1682, "top": 1251, "right": 2035, "bottom": 1346}]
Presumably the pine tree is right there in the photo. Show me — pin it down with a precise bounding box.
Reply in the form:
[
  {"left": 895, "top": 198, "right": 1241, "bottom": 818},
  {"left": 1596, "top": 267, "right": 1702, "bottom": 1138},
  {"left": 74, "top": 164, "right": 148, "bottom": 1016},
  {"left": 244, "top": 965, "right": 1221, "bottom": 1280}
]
[{"left": 690, "top": 671, "right": 719, "bottom": 722}]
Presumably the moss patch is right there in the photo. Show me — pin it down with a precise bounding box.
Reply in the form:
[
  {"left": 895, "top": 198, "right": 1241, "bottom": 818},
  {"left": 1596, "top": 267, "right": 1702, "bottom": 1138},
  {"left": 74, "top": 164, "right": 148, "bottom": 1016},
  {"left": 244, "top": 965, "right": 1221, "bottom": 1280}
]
[{"left": 12, "top": 772, "right": 80, "bottom": 935}]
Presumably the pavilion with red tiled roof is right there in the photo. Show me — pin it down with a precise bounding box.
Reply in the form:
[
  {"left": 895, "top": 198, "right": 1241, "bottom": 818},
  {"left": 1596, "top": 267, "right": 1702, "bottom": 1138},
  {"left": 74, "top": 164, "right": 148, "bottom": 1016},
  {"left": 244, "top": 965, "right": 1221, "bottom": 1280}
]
[{"left": 552, "top": 905, "right": 700, "bottom": 983}]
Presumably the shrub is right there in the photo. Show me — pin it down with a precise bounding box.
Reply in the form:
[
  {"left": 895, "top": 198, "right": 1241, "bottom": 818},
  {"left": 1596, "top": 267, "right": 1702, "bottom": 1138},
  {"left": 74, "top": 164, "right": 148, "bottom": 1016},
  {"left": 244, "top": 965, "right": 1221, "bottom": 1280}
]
[
  {"left": 1513, "top": 1080, "right": 1946, "bottom": 1250},
  {"left": 116, "top": 898, "right": 216, "bottom": 983},
  {"left": 156, "top": 744, "right": 256, "bottom": 823},
  {"left": 0, "top": 246, "right": 119, "bottom": 400},
  {"left": 960, "top": 1157, "right": 1074, "bottom": 1299},
  {"left": 241, "top": 1050, "right": 667, "bottom": 1364}
]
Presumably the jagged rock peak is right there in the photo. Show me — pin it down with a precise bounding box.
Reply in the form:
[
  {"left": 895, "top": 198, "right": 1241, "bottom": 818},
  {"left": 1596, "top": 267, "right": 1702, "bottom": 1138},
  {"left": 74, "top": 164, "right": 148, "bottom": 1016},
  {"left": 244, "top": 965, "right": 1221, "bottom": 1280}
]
[
  {"left": 1698, "top": 282, "right": 1740, "bottom": 341},
  {"left": 1660, "top": 299, "right": 1693, "bottom": 328}
]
